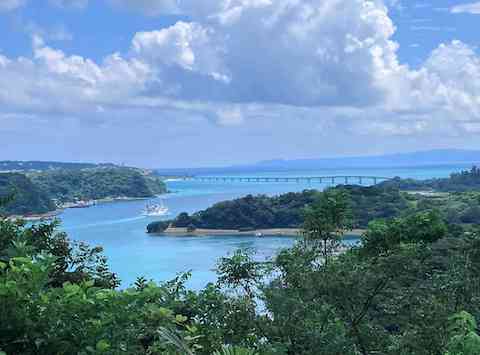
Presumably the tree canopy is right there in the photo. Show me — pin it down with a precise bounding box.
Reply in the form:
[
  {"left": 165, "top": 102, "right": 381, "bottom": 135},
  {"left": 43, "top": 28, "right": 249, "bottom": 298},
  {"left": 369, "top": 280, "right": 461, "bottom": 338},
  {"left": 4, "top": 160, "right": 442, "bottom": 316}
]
[{"left": 4, "top": 190, "right": 480, "bottom": 354}]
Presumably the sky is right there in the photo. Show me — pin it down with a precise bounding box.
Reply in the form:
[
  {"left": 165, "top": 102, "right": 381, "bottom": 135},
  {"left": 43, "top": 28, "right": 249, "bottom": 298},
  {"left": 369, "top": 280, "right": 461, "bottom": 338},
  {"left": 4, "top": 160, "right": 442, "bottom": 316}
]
[{"left": 0, "top": 0, "right": 480, "bottom": 168}]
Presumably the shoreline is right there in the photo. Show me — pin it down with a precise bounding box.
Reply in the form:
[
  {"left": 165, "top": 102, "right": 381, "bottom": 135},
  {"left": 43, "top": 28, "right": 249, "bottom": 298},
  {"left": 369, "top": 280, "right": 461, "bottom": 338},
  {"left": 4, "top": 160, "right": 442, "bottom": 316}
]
[
  {"left": 153, "top": 227, "right": 366, "bottom": 237},
  {"left": 7, "top": 194, "right": 165, "bottom": 221},
  {"left": 7, "top": 209, "right": 64, "bottom": 222}
]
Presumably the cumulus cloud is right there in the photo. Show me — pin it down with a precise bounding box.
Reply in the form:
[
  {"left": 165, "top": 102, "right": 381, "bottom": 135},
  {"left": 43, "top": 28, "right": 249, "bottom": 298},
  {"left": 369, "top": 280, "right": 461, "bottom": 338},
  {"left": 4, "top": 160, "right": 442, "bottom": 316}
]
[
  {"left": 451, "top": 2, "right": 480, "bottom": 14},
  {"left": 0, "top": 0, "right": 26, "bottom": 11},
  {"left": 0, "top": 35, "right": 150, "bottom": 114},
  {"left": 1, "top": 0, "right": 480, "bottom": 139},
  {"left": 126, "top": 0, "right": 400, "bottom": 108},
  {"left": 131, "top": 21, "right": 228, "bottom": 82}
]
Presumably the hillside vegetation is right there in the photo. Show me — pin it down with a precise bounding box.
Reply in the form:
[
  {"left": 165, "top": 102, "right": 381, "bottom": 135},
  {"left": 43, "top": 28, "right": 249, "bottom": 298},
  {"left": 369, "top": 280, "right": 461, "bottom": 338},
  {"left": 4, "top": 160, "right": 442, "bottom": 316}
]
[
  {"left": 147, "top": 185, "right": 410, "bottom": 233},
  {"left": 29, "top": 167, "right": 166, "bottom": 203},
  {"left": 0, "top": 173, "right": 56, "bottom": 216},
  {"left": 381, "top": 166, "right": 480, "bottom": 192},
  {"left": 0, "top": 160, "right": 112, "bottom": 172},
  {"left": 0, "top": 167, "right": 167, "bottom": 216},
  {"left": 3, "top": 191, "right": 480, "bottom": 354},
  {"left": 148, "top": 176, "right": 480, "bottom": 234}
]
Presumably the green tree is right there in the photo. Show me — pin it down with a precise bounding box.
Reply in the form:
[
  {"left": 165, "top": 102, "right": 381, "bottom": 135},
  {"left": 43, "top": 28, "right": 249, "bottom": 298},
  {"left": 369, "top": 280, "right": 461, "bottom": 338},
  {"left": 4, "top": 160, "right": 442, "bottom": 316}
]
[
  {"left": 301, "top": 189, "right": 352, "bottom": 266},
  {"left": 445, "top": 312, "right": 480, "bottom": 355}
]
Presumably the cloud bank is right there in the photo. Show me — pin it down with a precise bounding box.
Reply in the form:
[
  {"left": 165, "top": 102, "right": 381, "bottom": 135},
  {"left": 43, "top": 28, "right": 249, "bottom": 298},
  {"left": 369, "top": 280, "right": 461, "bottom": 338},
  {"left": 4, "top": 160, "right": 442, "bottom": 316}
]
[{"left": 1, "top": 0, "right": 480, "bottom": 136}]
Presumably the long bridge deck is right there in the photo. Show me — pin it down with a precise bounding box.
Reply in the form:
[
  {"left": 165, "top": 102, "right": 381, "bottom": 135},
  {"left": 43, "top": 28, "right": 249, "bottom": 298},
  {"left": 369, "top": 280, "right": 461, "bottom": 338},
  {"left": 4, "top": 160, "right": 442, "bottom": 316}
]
[{"left": 181, "top": 175, "right": 392, "bottom": 185}]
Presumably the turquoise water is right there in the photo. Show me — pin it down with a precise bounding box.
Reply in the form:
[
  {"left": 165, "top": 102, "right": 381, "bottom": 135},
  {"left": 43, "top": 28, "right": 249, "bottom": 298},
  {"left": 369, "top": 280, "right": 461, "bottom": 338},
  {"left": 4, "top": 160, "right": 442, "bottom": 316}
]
[{"left": 58, "top": 164, "right": 470, "bottom": 289}]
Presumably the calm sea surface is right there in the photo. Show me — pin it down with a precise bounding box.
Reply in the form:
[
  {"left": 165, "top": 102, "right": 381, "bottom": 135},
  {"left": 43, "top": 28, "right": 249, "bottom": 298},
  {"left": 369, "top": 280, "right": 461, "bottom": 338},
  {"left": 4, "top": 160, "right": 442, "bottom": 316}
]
[{"left": 58, "top": 164, "right": 470, "bottom": 289}]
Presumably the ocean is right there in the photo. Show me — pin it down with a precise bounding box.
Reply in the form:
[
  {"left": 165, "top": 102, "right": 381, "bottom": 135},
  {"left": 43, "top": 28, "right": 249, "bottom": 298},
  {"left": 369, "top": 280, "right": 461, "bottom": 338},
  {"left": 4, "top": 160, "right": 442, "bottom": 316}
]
[{"left": 58, "top": 164, "right": 470, "bottom": 289}]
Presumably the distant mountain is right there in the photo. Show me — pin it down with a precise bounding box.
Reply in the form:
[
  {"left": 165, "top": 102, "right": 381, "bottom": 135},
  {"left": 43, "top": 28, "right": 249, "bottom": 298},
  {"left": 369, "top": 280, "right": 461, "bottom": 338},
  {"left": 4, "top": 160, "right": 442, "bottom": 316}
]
[
  {"left": 156, "top": 149, "right": 480, "bottom": 175},
  {"left": 253, "top": 149, "right": 480, "bottom": 170},
  {"left": 0, "top": 161, "right": 117, "bottom": 172}
]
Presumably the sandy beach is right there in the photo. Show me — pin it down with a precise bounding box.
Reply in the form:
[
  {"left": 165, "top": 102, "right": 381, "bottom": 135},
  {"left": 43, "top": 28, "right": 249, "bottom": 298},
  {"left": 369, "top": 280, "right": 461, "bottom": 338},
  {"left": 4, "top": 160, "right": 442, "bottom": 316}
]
[{"left": 155, "top": 227, "right": 365, "bottom": 237}]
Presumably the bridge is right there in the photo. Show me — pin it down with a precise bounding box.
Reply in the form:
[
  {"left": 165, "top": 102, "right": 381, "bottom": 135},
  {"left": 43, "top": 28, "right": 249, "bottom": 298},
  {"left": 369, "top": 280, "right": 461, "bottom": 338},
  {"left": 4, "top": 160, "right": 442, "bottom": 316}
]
[{"left": 182, "top": 175, "right": 393, "bottom": 185}]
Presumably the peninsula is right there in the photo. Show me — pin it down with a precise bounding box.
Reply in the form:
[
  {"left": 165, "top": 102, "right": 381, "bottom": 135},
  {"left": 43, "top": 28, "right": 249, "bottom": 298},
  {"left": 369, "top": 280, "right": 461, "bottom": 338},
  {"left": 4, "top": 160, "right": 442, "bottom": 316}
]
[{"left": 0, "top": 164, "right": 167, "bottom": 219}]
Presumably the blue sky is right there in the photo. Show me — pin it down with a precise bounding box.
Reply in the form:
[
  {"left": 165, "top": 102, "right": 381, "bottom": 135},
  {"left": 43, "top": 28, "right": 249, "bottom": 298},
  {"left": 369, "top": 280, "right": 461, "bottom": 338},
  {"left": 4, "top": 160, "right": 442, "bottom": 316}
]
[{"left": 0, "top": 0, "right": 479, "bottom": 168}]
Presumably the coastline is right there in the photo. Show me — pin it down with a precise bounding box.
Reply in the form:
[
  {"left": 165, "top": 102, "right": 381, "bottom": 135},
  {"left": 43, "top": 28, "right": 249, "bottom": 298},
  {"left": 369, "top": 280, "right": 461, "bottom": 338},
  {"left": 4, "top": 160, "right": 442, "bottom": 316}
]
[
  {"left": 153, "top": 227, "right": 366, "bottom": 237},
  {"left": 6, "top": 209, "right": 64, "bottom": 222},
  {"left": 7, "top": 194, "right": 165, "bottom": 221}
]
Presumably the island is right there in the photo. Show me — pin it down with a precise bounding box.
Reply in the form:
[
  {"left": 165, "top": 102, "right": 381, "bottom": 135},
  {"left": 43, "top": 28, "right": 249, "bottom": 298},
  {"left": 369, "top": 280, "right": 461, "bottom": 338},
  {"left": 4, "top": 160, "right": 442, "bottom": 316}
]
[
  {"left": 147, "top": 185, "right": 409, "bottom": 235},
  {"left": 147, "top": 167, "right": 480, "bottom": 235}
]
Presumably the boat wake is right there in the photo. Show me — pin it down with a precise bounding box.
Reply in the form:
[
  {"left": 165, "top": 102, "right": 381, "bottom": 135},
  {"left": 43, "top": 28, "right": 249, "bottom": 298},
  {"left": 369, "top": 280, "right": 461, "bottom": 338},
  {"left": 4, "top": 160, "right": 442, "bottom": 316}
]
[{"left": 65, "top": 216, "right": 147, "bottom": 230}]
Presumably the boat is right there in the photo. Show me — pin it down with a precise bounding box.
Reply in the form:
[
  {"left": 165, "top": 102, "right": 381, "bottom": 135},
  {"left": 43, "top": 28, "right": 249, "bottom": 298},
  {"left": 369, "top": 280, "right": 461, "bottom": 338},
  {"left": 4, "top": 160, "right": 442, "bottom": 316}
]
[
  {"left": 70, "top": 200, "right": 95, "bottom": 208},
  {"left": 255, "top": 232, "right": 264, "bottom": 238},
  {"left": 142, "top": 200, "right": 169, "bottom": 216}
]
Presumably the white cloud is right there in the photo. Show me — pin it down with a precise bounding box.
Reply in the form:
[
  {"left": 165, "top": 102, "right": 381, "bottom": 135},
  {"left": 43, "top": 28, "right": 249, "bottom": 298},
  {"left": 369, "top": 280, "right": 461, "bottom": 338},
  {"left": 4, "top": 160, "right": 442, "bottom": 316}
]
[
  {"left": 131, "top": 21, "right": 228, "bottom": 82},
  {"left": 0, "top": 0, "right": 480, "bottom": 140},
  {"left": 49, "top": 0, "right": 88, "bottom": 9},
  {"left": 451, "top": 2, "right": 480, "bottom": 14},
  {"left": 0, "top": 0, "right": 26, "bottom": 11},
  {"left": 0, "top": 35, "right": 150, "bottom": 114}
]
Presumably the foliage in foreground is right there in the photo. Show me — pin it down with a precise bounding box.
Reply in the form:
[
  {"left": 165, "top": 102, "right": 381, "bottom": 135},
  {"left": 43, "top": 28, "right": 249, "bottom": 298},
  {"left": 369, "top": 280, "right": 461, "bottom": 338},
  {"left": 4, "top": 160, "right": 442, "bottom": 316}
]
[{"left": 3, "top": 191, "right": 480, "bottom": 354}]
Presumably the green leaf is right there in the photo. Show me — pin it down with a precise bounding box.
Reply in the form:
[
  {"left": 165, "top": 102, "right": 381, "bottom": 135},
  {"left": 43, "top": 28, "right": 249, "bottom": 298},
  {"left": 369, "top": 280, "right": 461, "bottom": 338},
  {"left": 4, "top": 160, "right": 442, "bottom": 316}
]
[{"left": 96, "top": 340, "right": 111, "bottom": 352}]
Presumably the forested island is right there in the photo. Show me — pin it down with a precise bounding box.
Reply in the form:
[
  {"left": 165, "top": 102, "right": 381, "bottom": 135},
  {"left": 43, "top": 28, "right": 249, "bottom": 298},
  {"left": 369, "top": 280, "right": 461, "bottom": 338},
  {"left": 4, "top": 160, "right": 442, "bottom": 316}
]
[
  {"left": 0, "top": 165, "right": 167, "bottom": 217},
  {"left": 148, "top": 167, "right": 480, "bottom": 234}
]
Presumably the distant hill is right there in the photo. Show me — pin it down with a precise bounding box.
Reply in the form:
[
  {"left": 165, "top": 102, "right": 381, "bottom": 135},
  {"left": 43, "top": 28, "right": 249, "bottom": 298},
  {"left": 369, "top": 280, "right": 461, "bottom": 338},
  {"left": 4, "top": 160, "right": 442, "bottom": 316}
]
[
  {"left": 0, "top": 161, "right": 117, "bottom": 172},
  {"left": 379, "top": 166, "right": 480, "bottom": 193},
  {"left": 155, "top": 149, "right": 480, "bottom": 175},
  {"left": 0, "top": 173, "right": 56, "bottom": 216}
]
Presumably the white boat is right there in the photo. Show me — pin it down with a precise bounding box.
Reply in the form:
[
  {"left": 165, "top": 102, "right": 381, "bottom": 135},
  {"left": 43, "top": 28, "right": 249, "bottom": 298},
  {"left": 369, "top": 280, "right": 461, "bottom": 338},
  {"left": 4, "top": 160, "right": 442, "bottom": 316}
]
[{"left": 142, "top": 200, "right": 169, "bottom": 216}]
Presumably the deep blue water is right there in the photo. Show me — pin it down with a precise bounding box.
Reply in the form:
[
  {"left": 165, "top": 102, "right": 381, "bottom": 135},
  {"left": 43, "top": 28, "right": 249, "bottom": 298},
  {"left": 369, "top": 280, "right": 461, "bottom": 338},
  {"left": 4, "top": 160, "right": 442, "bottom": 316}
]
[{"left": 58, "top": 164, "right": 470, "bottom": 289}]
